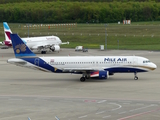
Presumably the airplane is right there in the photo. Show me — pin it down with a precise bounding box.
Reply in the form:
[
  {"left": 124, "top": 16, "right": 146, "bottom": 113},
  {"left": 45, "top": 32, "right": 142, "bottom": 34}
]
[
  {"left": 0, "top": 22, "right": 69, "bottom": 54},
  {"left": 7, "top": 34, "right": 157, "bottom": 82},
  {"left": 0, "top": 22, "right": 12, "bottom": 47}
]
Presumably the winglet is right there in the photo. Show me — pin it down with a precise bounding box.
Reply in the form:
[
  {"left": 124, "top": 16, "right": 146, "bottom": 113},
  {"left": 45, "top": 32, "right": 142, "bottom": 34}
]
[{"left": 10, "top": 34, "right": 36, "bottom": 58}]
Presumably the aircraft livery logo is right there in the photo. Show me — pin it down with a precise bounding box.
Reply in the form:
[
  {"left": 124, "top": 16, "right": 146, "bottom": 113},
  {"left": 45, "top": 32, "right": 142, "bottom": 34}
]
[
  {"left": 15, "top": 44, "right": 26, "bottom": 53},
  {"left": 104, "top": 58, "right": 127, "bottom": 62}
]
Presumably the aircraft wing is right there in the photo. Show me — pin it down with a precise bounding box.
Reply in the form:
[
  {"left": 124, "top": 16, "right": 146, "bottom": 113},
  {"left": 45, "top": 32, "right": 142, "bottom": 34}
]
[{"left": 61, "top": 41, "right": 69, "bottom": 45}]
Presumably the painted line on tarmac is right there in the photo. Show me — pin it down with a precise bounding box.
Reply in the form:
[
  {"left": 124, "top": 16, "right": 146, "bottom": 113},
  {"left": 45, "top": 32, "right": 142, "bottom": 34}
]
[
  {"left": 78, "top": 115, "right": 88, "bottom": 119},
  {"left": 109, "top": 103, "right": 122, "bottom": 111},
  {"left": 97, "top": 100, "right": 107, "bottom": 103},
  {"left": 129, "top": 104, "right": 157, "bottom": 112},
  {"left": 102, "top": 115, "right": 111, "bottom": 119},
  {"left": 96, "top": 111, "right": 105, "bottom": 115},
  {"left": 117, "top": 108, "right": 160, "bottom": 120}
]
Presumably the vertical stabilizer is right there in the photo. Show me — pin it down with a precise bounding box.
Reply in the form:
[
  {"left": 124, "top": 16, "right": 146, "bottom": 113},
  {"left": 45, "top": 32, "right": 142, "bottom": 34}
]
[
  {"left": 10, "top": 34, "right": 35, "bottom": 58},
  {"left": 3, "top": 22, "right": 12, "bottom": 40}
]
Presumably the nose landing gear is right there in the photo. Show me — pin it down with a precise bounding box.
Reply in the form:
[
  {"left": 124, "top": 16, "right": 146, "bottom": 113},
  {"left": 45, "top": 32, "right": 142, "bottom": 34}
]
[{"left": 134, "top": 72, "right": 138, "bottom": 80}]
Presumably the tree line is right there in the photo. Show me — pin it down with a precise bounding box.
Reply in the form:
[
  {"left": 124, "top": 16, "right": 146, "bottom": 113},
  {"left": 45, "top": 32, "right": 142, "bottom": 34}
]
[
  {"left": 1, "top": 0, "right": 160, "bottom": 4},
  {"left": 0, "top": 1, "right": 160, "bottom": 23}
]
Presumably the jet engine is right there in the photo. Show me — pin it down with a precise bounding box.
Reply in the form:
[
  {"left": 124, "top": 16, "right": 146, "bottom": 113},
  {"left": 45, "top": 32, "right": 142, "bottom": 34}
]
[
  {"left": 50, "top": 45, "right": 60, "bottom": 52},
  {"left": 0, "top": 41, "right": 4, "bottom": 45},
  {"left": 90, "top": 71, "right": 109, "bottom": 79}
]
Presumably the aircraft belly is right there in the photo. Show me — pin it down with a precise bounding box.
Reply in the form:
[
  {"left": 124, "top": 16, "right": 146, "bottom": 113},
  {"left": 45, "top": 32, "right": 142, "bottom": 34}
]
[{"left": 105, "top": 66, "right": 147, "bottom": 73}]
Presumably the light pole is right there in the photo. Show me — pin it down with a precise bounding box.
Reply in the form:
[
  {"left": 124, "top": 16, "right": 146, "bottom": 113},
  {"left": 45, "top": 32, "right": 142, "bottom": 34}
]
[
  {"left": 27, "top": 24, "right": 32, "bottom": 37},
  {"left": 105, "top": 24, "right": 107, "bottom": 50}
]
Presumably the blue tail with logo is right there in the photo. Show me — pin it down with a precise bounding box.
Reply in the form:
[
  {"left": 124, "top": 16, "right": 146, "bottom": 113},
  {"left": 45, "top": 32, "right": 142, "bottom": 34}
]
[{"left": 10, "top": 34, "right": 35, "bottom": 58}]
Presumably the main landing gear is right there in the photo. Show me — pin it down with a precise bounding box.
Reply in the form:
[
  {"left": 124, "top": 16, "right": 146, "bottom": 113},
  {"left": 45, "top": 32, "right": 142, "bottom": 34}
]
[
  {"left": 80, "top": 77, "right": 85, "bottom": 82},
  {"left": 80, "top": 74, "right": 89, "bottom": 82},
  {"left": 41, "top": 51, "right": 46, "bottom": 54},
  {"left": 134, "top": 72, "right": 138, "bottom": 80}
]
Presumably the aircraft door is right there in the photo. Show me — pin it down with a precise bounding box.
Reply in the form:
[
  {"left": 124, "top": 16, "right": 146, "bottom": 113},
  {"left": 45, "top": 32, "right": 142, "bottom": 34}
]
[
  {"left": 133, "top": 57, "right": 138, "bottom": 65},
  {"left": 34, "top": 58, "right": 40, "bottom": 66}
]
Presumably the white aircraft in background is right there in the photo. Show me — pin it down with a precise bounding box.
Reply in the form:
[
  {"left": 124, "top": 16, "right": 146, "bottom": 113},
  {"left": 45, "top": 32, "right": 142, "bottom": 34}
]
[
  {"left": 0, "top": 22, "right": 69, "bottom": 54},
  {"left": 8, "top": 34, "right": 157, "bottom": 82}
]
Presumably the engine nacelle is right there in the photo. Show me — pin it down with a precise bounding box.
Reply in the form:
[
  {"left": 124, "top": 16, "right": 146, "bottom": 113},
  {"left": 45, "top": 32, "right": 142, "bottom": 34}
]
[
  {"left": 50, "top": 45, "right": 60, "bottom": 52},
  {"left": 0, "top": 41, "right": 4, "bottom": 45},
  {"left": 90, "top": 71, "right": 109, "bottom": 79}
]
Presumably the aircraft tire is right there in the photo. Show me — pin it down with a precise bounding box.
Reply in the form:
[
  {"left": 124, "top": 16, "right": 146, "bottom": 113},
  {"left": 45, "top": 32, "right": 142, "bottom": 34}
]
[
  {"left": 43, "top": 51, "right": 46, "bottom": 54},
  {"left": 41, "top": 51, "right": 46, "bottom": 54},
  {"left": 80, "top": 77, "right": 85, "bottom": 82},
  {"left": 134, "top": 76, "right": 138, "bottom": 80}
]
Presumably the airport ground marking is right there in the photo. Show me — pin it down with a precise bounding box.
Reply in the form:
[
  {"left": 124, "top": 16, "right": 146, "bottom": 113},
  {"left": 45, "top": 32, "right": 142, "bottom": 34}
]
[
  {"left": 78, "top": 115, "right": 88, "bottom": 119},
  {"left": 97, "top": 100, "right": 107, "bottom": 104},
  {"left": 95, "top": 111, "right": 105, "bottom": 115},
  {"left": 102, "top": 115, "right": 111, "bottom": 118},
  {"left": 129, "top": 104, "right": 156, "bottom": 112},
  {"left": 117, "top": 108, "right": 160, "bottom": 120},
  {"left": 109, "top": 103, "right": 122, "bottom": 111}
]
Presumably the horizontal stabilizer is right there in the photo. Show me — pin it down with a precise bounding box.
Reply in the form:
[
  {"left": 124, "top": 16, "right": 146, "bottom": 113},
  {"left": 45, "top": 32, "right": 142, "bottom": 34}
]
[{"left": 61, "top": 41, "right": 69, "bottom": 45}]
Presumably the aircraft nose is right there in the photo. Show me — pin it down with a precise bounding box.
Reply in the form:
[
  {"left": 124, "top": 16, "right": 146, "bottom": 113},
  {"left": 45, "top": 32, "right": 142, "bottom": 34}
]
[{"left": 152, "top": 63, "right": 157, "bottom": 70}]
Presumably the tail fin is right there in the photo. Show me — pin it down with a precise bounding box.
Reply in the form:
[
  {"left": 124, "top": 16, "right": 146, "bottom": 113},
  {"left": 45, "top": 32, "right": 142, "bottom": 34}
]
[
  {"left": 3, "top": 22, "right": 12, "bottom": 40},
  {"left": 10, "top": 34, "right": 35, "bottom": 58}
]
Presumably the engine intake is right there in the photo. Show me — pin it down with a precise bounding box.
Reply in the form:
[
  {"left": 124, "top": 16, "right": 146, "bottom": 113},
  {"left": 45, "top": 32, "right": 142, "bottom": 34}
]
[{"left": 50, "top": 45, "right": 60, "bottom": 52}]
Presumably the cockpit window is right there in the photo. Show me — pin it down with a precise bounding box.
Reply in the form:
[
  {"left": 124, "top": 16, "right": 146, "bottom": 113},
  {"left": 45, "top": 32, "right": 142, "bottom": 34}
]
[{"left": 143, "top": 60, "right": 151, "bottom": 63}]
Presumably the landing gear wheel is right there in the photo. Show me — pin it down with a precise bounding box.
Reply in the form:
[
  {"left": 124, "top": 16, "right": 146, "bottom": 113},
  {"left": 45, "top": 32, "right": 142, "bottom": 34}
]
[
  {"left": 134, "top": 72, "right": 138, "bottom": 80},
  {"left": 41, "top": 51, "right": 46, "bottom": 54},
  {"left": 134, "top": 76, "right": 138, "bottom": 80},
  {"left": 80, "top": 77, "right": 85, "bottom": 82}
]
